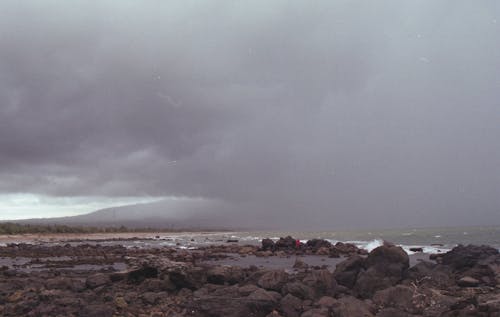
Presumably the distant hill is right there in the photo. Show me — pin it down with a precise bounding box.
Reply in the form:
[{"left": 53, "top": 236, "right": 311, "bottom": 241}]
[{"left": 8, "top": 199, "right": 244, "bottom": 230}]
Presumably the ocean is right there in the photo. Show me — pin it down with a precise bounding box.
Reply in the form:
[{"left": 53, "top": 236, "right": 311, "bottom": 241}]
[
  {"left": 147, "top": 225, "right": 500, "bottom": 254},
  {"left": 1, "top": 225, "right": 498, "bottom": 255}
]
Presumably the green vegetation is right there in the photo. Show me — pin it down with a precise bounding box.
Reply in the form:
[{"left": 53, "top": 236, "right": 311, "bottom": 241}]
[{"left": 0, "top": 222, "right": 218, "bottom": 235}]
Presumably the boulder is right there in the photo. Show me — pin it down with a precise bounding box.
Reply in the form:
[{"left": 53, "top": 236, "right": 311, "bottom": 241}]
[
  {"left": 332, "top": 296, "right": 374, "bottom": 317},
  {"left": 262, "top": 239, "right": 276, "bottom": 251},
  {"left": 335, "top": 242, "right": 366, "bottom": 255},
  {"left": 441, "top": 244, "right": 498, "bottom": 271},
  {"left": 457, "top": 276, "right": 480, "bottom": 287},
  {"left": 283, "top": 282, "right": 316, "bottom": 300},
  {"left": 372, "top": 285, "right": 416, "bottom": 314},
  {"left": 142, "top": 291, "right": 164, "bottom": 304},
  {"left": 293, "top": 258, "right": 309, "bottom": 269},
  {"left": 280, "top": 293, "right": 303, "bottom": 317},
  {"left": 302, "top": 269, "right": 336, "bottom": 295},
  {"left": 409, "top": 247, "right": 423, "bottom": 253},
  {"left": 45, "top": 277, "right": 85, "bottom": 292},
  {"left": 354, "top": 243, "right": 409, "bottom": 298},
  {"left": 306, "top": 239, "right": 332, "bottom": 252},
  {"left": 333, "top": 255, "right": 364, "bottom": 288},
  {"left": 207, "top": 266, "right": 245, "bottom": 285},
  {"left": 168, "top": 266, "right": 206, "bottom": 290},
  {"left": 247, "top": 288, "right": 282, "bottom": 315},
  {"left": 316, "top": 296, "right": 338, "bottom": 308},
  {"left": 85, "top": 273, "right": 111, "bottom": 289},
  {"left": 376, "top": 308, "right": 420, "bottom": 317},
  {"left": 239, "top": 284, "right": 260, "bottom": 296},
  {"left": 301, "top": 308, "right": 330, "bottom": 317},
  {"left": 316, "top": 247, "right": 330, "bottom": 256},
  {"left": 477, "top": 294, "right": 500, "bottom": 314},
  {"left": 239, "top": 246, "right": 256, "bottom": 255},
  {"left": 80, "top": 304, "right": 114, "bottom": 317},
  {"left": 459, "top": 253, "right": 500, "bottom": 286},
  {"left": 275, "top": 236, "right": 296, "bottom": 250},
  {"left": 258, "top": 270, "right": 288, "bottom": 291},
  {"left": 256, "top": 251, "right": 274, "bottom": 257},
  {"left": 192, "top": 295, "right": 250, "bottom": 317},
  {"left": 364, "top": 242, "right": 409, "bottom": 271},
  {"left": 127, "top": 265, "right": 158, "bottom": 283},
  {"left": 114, "top": 296, "right": 128, "bottom": 308},
  {"left": 405, "top": 261, "right": 454, "bottom": 288}
]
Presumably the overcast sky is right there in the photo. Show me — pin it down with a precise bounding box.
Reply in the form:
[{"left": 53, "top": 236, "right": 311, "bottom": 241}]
[{"left": 0, "top": 1, "right": 499, "bottom": 228}]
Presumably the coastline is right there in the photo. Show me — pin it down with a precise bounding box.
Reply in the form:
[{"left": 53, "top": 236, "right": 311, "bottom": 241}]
[{"left": 1, "top": 234, "right": 498, "bottom": 316}]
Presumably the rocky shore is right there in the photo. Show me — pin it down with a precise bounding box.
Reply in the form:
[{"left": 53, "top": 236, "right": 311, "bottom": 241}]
[{"left": 0, "top": 236, "right": 499, "bottom": 316}]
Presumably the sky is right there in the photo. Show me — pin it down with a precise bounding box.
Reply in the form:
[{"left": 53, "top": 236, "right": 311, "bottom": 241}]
[{"left": 0, "top": 1, "right": 499, "bottom": 228}]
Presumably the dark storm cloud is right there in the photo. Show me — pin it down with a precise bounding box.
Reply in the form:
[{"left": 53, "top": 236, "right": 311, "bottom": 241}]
[{"left": 1, "top": 1, "right": 499, "bottom": 228}]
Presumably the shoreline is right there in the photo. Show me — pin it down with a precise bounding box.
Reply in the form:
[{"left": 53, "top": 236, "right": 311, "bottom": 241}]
[
  {"left": 0, "top": 231, "right": 232, "bottom": 245},
  {"left": 0, "top": 235, "right": 498, "bottom": 316}
]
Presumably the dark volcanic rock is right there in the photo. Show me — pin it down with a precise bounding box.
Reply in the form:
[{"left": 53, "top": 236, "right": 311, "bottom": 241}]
[
  {"left": 283, "top": 282, "right": 316, "bottom": 300},
  {"left": 169, "top": 267, "right": 207, "bottom": 290},
  {"left": 85, "top": 273, "right": 111, "bottom": 289},
  {"left": 207, "top": 266, "right": 245, "bottom": 285},
  {"left": 306, "top": 239, "right": 332, "bottom": 251},
  {"left": 192, "top": 295, "right": 250, "bottom": 317},
  {"left": 262, "top": 238, "right": 276, "bottom": 251},
  {"left": 293, "top": 258, "right": 309, "bottom": 269},
  {"left": 441, "top": 244, "right": 498, "bottom": 270},
  {"left": 364, "top": 242, "right": 409, "bottom": 270},
  {"left": 404, "top": 260, "right": 455, "bottom": 288},
  {"left": 2, "top": 239, "right": 499, "bottom": 317},
  {"left": 354, "top": 243, "right": 409, "bottom": 298},
  {"left": 373, "top": 285, "right": 416, "bottom": 314},
  {"left": 301, "top": 307, "right": 330, "bottom": 317},
  {"left": 275, "top": 236, "right": 296, "bottom": 250},
  {"left": 376, "top": 308, "right": 420, "bottom": 317},
  {"left": 457, "top": 276, "right": 480, "bottom": 287},
  {"left": 333, "top": 255, "right": 365, "bottom": 288},
  {"left": 335, "top": 242, "right": 367, "bottom": 255},
  {"left": 246, "top": 288, "right": 282, "bottom": 316},
  {"left": 80, "top": 304, "right": 114, "bottom": 317},
  {"left": 239, "top": 284, "right": 260, "bottom": 296},
  {"left": 280, "top": 293, "right": 302, "bottom": 317},
  {"left": 257, "top": 270, "right": 288, "bottom": 291},
  {"left": 302, "top": 269, "right": 337, "bottom": 296},
  {"left": 438, "top": 244, "right": 500, "bottom": 287},
  {"left": 127, "top": 265, "right": 159, "bottom": 283},
  {"left": 332, "top": 296, "right": 374, "bottom": 317}
]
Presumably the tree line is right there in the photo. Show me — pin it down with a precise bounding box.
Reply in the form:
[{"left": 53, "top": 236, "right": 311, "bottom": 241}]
[{"left": 0, "top": 222, "right": 195, "bottom": 235}]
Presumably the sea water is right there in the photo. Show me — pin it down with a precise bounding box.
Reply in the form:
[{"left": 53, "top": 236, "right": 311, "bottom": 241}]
[
  {"left": 5, "top": 225, "right": 496, "bottom": 254},
  {"left": 115, "top": 225, "right": 500, "bottom": 253},
  {"left": 223, "top": 225, "right": 500, "bottom": 254}
]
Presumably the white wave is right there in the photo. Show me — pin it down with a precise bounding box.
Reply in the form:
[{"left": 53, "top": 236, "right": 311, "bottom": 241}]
[
  {"left": 363, "top": 239, "right": 384, "bottom": 252},
  {"left": 344, "top": 239, "right": 384, "bottom": 252},
  {"left": 401, "top": 245, "right": 450, "bottom": 255},
  {"left": 239, "top": 236, "right": 263, "bottom": 241},
  {"left": 178, "top": 246, "right": 197, "bottom": 250},
  {"left": 325, "top": 239, "right": 340, "bottom": 245}
]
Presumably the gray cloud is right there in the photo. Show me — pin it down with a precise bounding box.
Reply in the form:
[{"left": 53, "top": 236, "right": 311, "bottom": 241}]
[{"left": 1, "top": 1, "right": 499, "bottom": 228}]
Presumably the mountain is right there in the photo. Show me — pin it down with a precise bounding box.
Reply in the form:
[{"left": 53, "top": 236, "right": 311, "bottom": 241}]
[{"left": 8, "top": 199, "right": 242, "bottom": 230}]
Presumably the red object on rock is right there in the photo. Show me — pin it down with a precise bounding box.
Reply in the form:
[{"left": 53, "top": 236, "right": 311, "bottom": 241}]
[{"left": 295, "top": 239, "right": 301, "bottom": 249}]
